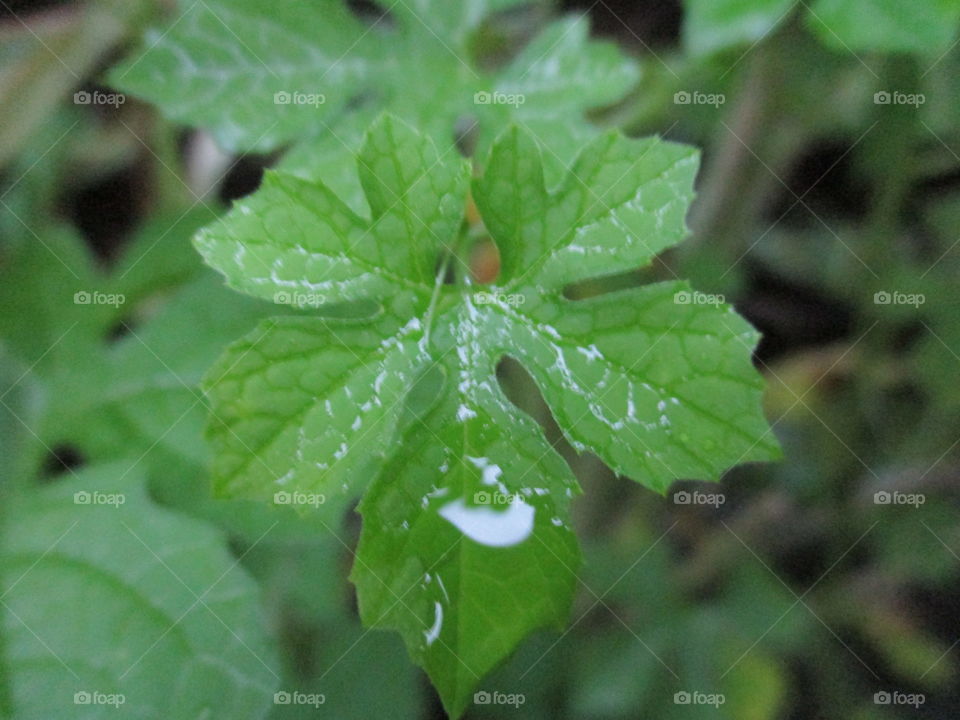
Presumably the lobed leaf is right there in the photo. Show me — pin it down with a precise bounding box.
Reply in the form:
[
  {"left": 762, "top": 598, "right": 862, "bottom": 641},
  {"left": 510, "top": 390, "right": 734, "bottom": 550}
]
[{"left": 198, "top": 114, "right": 780, "bottom": 715}]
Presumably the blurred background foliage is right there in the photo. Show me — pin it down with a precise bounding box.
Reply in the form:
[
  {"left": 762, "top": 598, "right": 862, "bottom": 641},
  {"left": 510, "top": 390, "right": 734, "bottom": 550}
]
[{"left": 1, "top": 0, "right": 959, "bottom": 718}]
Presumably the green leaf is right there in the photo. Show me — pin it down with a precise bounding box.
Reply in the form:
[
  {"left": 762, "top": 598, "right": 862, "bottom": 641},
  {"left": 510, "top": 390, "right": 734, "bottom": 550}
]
[
  {"left": 1, "top": 464, "right": 279, "bottom": 718},
  {"left": 67, "top": 273, "right": 281, "bottom": 475},
  {"left": 476, "top": 127, "right": 700, "bottom": 288},
  {"left": 194, "top": 115, "right": 470, "bottom": 308},
  {"left": 110, "top": 0, "right": 373, "bottom": 153},
  {"left": 351, "top": 366, "right": 580, "bottom": 718},
  {"left": 474, "top": 126, "right": 779, "bottom": 491},
  {"left": 683, "top": 0, "right": 960, "bottom": 56},
  {"left": 0, "top": 225, "right": 104, "bottom": 369},
  {"left": 199, "top": 115, "right": 780, "bottom": 715},
  {"left": 391, "top": 0, "right": 530, "bottom": 41},
  {"left": 110, "top": 1, "right": 638, "bottom": 189},
  {"left": 0, "top": 345, "right": 43, "bottom": 485},
  {"left": 806, "top": 0, "right": 960, "bottom": 55},
  {"left": 479, "top": 16, "right": 642, "bottom": 183},
  {"left": 683, "top": 0, "right": 796, "bottom": 56},
  {"left": 0, "top": 206, "right": 282, "bottom": 487}
]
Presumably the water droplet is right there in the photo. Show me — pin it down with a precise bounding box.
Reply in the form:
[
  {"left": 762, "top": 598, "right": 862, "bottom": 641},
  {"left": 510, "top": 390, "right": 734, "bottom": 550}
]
[
  {"left": 424, "top": 601, "right": 443, "bottom": 646},
  {"left": 438, "top": 497, "right": 535, "bottom": 547},
  {"left": 466, "top": 456, "right": 502, "bottom": 486}
]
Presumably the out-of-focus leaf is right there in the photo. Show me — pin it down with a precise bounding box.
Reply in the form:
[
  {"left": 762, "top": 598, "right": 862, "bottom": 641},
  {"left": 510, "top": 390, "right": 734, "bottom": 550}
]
[
  {"left": 807, "top": 0, "right": 960, "bottom": 55},
  {"left": 111, "top": 0, "right": 638, "bottom": 198},
  {"left": 1, "top": 463, "right": 280, "bottom": 718},
  {"left": 683, "top": 0, "right": 796, "bottom": 56}
]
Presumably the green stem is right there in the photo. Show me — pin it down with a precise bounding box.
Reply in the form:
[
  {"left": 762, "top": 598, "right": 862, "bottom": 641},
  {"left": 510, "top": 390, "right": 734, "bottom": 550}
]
[{"left": 422, "top": 250, "right": 455, "bottom": 347}]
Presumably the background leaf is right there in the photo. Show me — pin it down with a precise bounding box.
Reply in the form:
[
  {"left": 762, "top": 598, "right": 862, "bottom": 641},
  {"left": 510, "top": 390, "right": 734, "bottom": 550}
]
[{"left": 1, "top": 464, "right": 279, "bottom": 719}]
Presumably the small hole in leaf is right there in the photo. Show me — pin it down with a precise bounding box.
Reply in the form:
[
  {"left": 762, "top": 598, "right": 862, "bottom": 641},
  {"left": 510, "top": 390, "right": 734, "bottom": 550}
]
[
  {"left": 434, "top": 254, "right": 457, "bottom": 285},
  {"left": 218, "top": 152, "right": 279, "bottom": 204},
  {"left": 345, "top": 0, "right": 395, "bottom": 29},
  {"left": 454, "top": 115, "right": 479, "bottom": 157},
  {"left": 41, "top": 445, "right": 85, "bottom": 481},
  {"left": 105, "top": 318, "right": 135, "bottom": 343}
]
